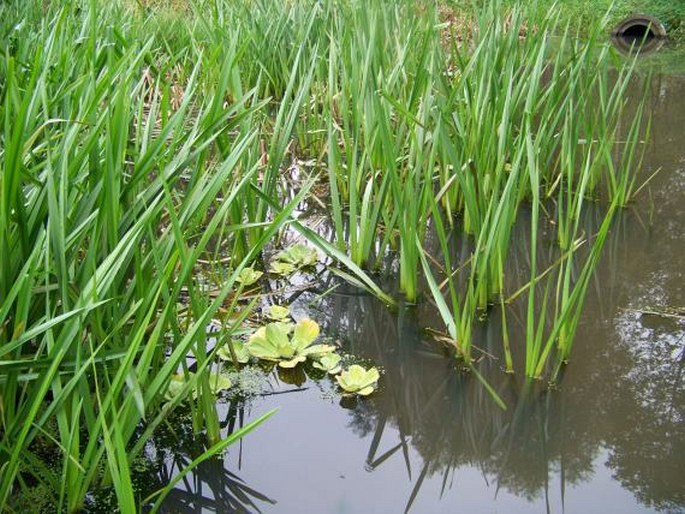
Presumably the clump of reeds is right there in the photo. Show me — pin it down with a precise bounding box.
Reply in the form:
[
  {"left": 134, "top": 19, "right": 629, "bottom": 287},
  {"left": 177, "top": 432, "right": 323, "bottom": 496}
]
[
  {"left": 0, "top": 0, "right": 650, "bottom": 509},
  {"left": 0, "top": 1, "right": 292, "bottom": 509},
  {"left": 259, "top": 0, "right": 649, "bottom": 377}
]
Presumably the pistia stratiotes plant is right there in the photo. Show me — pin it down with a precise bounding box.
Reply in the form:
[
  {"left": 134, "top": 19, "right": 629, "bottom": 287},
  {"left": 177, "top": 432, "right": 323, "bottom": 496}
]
[
  {"left": 246, "top": 318, "right": 336, "bottom": 368},
  {"left": 165, "top": 371, "right": 233, "bottom": 402},
  {"left": 336, "top": 365, "right": 381, "bottom": 396},
  {"left": 266, "top": 304, "right": 291, "bottom": 321},
  {"left": 236, "top": 267, "right": 264, "bottom": 286},
  {"left": 312, "top": 353, "right": 343, "bottom": 374},
  {"left": 269, "top": 243, "right": 319, "bottom": 275},
  {"left": 217, "top": 339, "right": 251, "bottom": 364}
]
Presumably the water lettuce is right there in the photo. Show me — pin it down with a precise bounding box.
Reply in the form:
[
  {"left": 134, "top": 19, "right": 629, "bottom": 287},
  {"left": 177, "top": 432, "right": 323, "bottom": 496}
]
[
  {"left": 336, "top": 365, "right": 380, "bottom": 396},
  {"left": 247, "top": 318, "right": 335, "bottom": 368},
  {"left": 312, "top": 353, "right": 342, "bottom": 374},
  {"left": 165, "top": 371, "right": 233, "bottom": 401},
  {"left": 217, "top": 340, "right": 251, "bottom": 364},
  {"left": 236, "top": 267, "right": 263, "bottom": 286},
  {"left": 266, "top": 304, "right": 290, "bottom": 321},
  {"left": 269, "top": 244, "right": 318, "bottom": 275}
]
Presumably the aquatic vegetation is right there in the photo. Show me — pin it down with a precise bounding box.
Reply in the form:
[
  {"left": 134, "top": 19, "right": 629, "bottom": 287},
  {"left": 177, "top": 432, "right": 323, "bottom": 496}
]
[
  {"left": 0, "top": 0, "right": 307, "bottom": 508},
  {"left": 236, "top": 267, "right": 264, "bottom": 286},
  {"left": 246, "top": 318, "right": 336, "bottom": 368},
  {"left": 0, "top": 0, "right": 653, "bottom": 509},
  {"left": 207, "top": 372, "right": 233, "bottom": 395},
  {"left": 165, "top": 374, "right": 192, "bottom": 402},
  {"left": 269, "top": 244, "right": 319, "bottom": 275},
  {"left": 165, "top": 371, "right": 233, "bottom": 402},
  {"left": 312, "top": 353, "right": 343, "bottom": 374},
  {"left": 336, "top": 365, "right": 381, "bottom": 396},
  {"left": 266, "top": 304, "right": 291, "bottom": 321},
  {"left": 217, "top": 339, "right": 251, "bottom": 364}
]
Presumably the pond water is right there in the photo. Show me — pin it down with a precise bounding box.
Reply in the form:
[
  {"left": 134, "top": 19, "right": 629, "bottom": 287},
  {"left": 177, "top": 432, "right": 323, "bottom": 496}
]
[{"left": 155, "top": 62, "right": 685, "bottom": 513}]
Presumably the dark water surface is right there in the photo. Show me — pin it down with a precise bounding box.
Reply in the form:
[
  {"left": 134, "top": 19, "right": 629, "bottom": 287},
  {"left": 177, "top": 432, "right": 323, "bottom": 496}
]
[{"left": 159, "top": 65, "right": 685, "bottom": 514}]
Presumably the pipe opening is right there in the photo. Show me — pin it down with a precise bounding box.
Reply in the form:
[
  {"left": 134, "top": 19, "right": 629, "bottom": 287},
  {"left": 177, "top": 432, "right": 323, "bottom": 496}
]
[
  {"left": 620, "top": 23, "right": 656, "bottom": 40},
  {"left": 612, "top": 15, "right": 667, "bottom": 55}
]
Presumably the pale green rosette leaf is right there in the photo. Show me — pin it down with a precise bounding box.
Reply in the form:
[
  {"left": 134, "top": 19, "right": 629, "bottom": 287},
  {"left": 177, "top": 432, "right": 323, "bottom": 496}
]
[
  {"left": 277, "top": 244, "right": 317, "bottom": 266},
  {"left": 267, "top": 304, "right": 290, "bottom": 321},
  {"left": 302, "top": 344, "right": 336, "bottom": 358},
  {"left": 236, "top": 267, "right": 263, "bottom": 286},
  {"left": 217, "top": 340, "right": 250, "bottom": 364},
  {"left": 278, "top": 355, "right": 307, "bottom": 368},
  {"left": 207, "top": 372, "right": 232, "bottom": 394},
  {"left": 357, "top": 386, "right": 375, "bottom": 396},
  {"left": 269, "top": 261, "right": 296, "bottom": 275},
  {"left": 246, "top": 327, "right": 281, "bottom": 361},
  {"left": 165, "top": 373, "right": 192, "bottom": 401},
  {"left": 245, "top": 319, "right": 330, "bottom": 369},
  {"left": 270, "top": 244, "right": 317, "bottom": 275},
  {"left": 336, "top": 365, "right": 380, "bottom": 396},
  {"left": 265, "top": 323, "right": 291, "bottom": 353},
  {"left": 292, "top": 318, "right": 320, "bottom": 351},
  {"left": 312, "top": 353, "right": 342, "bottom": 374}
]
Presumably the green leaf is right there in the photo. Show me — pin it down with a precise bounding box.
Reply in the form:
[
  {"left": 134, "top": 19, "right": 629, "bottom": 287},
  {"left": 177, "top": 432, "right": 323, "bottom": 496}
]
[
  {"left": 164, "top": 374, "right": 189, "bottom": 402},
  {"left": 302, "top": 344, "right": 336, "bottom": 358},
  {"left": 266, "top": 304, "right": 290, "bottom": 321},
  {"left": 336, "top": 365, "right": 380, "bottom": 396},
  {"left": 245, "top": 319, "right": 329, "bottom": 369},
  {"left": 272, "top": 321, "right": 294, "bottom": 334},
  {"left": 217, "top": 340, "right": 250, "bottom": 364},
  {"left": 265, "top": 323, "right": 290, "bottom": 349},
  {"left": 312, "top": 353, "right": 342, "bottom": 374},
  {"left": 269, "top": 261, "right": 296, "bottom": 275},
  {"left": 275, "top": 244, "right": 318, "bottom": 267},
  {"left": 236, "top": 267, "right": 263, "bottom": 286},
  {"left": 270, "top": 244, "right": 317, "bottom": 275},
  {"left": 278, "top": 355, "right": 307, "bottom": 369},
  {"left": 246, "top": 329, "right": 281, "bottom": 361},
  {"left": 292, "top": 318, "right": 320, "bottom": 350},
  {"left": 207, "top": 372, "right": 232, "bottom": 395}
]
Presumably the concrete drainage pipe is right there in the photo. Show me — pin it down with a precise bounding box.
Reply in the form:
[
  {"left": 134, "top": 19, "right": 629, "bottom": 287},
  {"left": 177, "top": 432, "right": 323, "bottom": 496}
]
[{"left": 612, "top": 14, "right": 667, "bottom": 54}]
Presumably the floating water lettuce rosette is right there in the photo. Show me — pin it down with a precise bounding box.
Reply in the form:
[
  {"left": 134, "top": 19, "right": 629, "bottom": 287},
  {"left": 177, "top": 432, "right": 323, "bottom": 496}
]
[
  {"left": 246, "top": 318, "right": 336, "bottom": 368},
  {"left": 266, "top": 304, "right": 290, "bottom": 321},
  {"left": 269, "top": 244, "right": 318, "bottom": 275},
  {"left": 336, "top": 365, "right": 380, "bottom": 396},
  {"left": 312, "top": 353, "right": 343, "bottom": 374},
  {"left": 217, "top": 339, "right": 251, "bottom": 364},
  {"left": 165, "top": 371, "right": 233, "bottom": 402}
]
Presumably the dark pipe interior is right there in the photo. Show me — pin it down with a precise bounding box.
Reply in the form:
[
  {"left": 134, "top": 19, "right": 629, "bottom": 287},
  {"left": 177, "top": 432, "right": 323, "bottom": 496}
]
[{"left": 621, "top": 23, "right": 655, "bottom": 40}]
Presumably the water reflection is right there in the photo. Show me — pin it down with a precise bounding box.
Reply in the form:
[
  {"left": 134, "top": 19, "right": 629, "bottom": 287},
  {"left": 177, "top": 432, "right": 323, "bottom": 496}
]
[
  {"left": 149, "top": 406, "right": 277, "bottom": 513},
  {"left": 305, "top": 68, "right": 685, "bottom": 511},
  {"left": 152, "top": 68, "right": 684, "bottom": 513},
  {"left": 309, "top": 276, "right": 683, "bottom": 512}
]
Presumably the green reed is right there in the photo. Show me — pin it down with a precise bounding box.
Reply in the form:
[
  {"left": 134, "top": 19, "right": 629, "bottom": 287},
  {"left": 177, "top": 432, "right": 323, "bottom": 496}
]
[
  {"left": 0, "top": 1, "right": 309, "bottom": 509},
  {"left": 0, "top": 0, "right": 653, "bottom": 509},
  {"left": 414, "top": 4, "right": 649, "bottom": 373}
]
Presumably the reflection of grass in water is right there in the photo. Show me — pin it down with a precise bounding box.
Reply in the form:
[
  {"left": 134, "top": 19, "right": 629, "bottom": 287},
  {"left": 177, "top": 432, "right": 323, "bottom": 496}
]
[
  {"left": 136, "top": 406, "right": 276, "bottom": 513},
  {"left": 360, "top": 333, "right": 596, "bottom": 508},
  {"left": 322, "top": 278, "right": 684, "bottom": 511},
  {"left": 343, "top": 330, "right": 597, "bottom": 510},
  {"left": 632, "top": 44, "right": 685, "bottom": 74}
]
